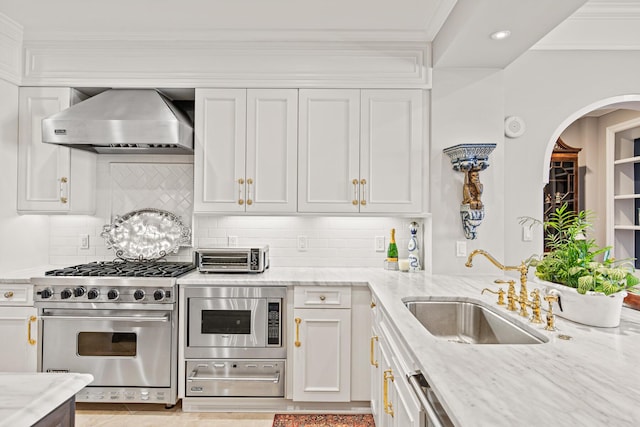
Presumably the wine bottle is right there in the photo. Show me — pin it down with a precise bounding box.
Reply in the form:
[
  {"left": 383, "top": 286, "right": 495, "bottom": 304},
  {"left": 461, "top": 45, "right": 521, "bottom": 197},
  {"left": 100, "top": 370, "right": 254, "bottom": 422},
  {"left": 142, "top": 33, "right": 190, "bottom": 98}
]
[{"left": 387, "top": 228, "right": 398, "bottom": 261}]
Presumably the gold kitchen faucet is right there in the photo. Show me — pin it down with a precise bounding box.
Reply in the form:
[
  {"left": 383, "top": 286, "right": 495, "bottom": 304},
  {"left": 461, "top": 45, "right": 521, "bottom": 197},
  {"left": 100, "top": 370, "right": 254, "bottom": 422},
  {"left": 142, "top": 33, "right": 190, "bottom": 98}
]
[{"left": 465, "top": 249, "right": 530, "bottom": 317}]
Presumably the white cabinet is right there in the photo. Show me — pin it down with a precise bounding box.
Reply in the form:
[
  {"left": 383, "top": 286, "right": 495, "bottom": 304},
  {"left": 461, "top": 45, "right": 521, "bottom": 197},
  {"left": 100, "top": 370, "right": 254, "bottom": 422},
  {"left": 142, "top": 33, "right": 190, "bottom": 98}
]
[
  {"left": 371, "top": 301, "right": 423, "bottom": 427},
  {"left": 17, "top": 87, "right": 96, "bottom": 214},
  {"left": 194, "top": 88, "right": 298, "bottom": 213},
  {"left": 292, "top": 286, "right": 351, "bottom": 402},
  {"left": 0, "top": 284, "right": 37, "bottom": 372},
  {"left": 298, "top": 89, "right": 424, "bottom": 213}
]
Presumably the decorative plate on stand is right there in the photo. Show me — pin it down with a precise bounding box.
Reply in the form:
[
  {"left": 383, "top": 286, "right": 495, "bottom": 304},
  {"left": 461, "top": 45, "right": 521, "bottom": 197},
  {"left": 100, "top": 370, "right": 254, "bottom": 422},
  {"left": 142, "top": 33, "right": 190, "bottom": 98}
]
[{"left": 101, "top": 208, "right": 192, "bottom": 261}]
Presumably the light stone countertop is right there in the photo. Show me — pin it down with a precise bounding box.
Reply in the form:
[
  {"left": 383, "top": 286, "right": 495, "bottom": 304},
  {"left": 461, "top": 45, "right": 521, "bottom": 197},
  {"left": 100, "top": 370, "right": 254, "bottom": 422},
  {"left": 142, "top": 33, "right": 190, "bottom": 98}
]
[
  {"left": 178, "top": 267, "right": 640, "bottom": 427},
  {"left": 0, "top": 372, "right": 93, "bottom": 427}
]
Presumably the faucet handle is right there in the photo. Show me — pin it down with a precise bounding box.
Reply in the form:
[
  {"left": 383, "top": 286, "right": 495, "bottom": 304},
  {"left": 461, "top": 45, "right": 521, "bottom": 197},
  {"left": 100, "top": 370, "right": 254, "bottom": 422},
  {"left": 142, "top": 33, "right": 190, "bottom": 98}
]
[
  {"left": 543, "top": 294, "right": 559, "bottom": 331},
  {"left": 481, "top": 288, "right": 505, "bottom": 306},
  {"left": 494, "top": 279, "right": 518, "bottom": 311},
  {"left": 529, "top": 289, "right": 543, "bottom": 324}
]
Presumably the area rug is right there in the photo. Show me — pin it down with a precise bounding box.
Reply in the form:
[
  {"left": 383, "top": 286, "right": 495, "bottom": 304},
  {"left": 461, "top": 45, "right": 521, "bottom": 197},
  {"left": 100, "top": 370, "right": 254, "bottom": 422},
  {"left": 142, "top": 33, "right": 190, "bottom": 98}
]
[{"left": 272, "top": 414, "right": 375, "bottom": 427}]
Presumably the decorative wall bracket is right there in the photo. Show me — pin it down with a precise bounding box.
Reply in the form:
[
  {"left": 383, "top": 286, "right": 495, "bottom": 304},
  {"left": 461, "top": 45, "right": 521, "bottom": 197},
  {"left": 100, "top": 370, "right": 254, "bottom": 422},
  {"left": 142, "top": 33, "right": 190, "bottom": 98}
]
[{"left": 443, "top": 143, "right": 496, "bottom": 240}]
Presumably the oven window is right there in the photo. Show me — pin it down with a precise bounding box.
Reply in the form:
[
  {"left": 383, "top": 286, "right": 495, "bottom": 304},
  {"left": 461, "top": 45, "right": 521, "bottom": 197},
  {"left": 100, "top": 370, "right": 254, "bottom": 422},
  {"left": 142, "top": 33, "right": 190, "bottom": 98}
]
[
  {"left": 201, "top": 310, "right": 251, "bottom": 334},
  {"left": 77, "top": 332, "right": 137, "bottom": 357}
]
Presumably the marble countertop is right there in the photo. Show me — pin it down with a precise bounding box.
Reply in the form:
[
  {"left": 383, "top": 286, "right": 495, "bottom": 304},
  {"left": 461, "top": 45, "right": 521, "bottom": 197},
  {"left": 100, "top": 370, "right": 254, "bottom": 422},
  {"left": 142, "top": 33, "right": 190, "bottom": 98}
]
[
  {"left": 4, "top": 266, "right": 640, "bottom": 425},
  {"left": 178, "top": 267, "right": 640, "bottom": 427},
  {"left": 0, "top": 372, "right": 93, "bottom": 427}
]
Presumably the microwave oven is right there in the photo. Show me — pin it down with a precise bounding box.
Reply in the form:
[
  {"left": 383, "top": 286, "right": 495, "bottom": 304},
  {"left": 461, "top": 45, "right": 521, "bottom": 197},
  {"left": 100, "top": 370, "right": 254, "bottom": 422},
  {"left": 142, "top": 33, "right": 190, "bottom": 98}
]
[{"left": 195, "top": 246, "right": 269, "bottom": 273}]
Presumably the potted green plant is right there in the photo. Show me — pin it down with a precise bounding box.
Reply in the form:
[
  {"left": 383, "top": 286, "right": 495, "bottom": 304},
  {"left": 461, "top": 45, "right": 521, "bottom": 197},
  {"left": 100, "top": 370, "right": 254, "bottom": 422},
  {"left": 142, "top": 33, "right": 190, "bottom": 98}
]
[{"left": 520, "top": 204, "right": 639, "bottom": 327}]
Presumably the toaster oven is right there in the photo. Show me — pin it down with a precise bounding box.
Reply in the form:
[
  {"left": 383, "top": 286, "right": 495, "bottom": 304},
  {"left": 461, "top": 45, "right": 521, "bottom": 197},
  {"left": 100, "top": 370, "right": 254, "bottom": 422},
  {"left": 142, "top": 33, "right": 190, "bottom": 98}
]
[{"left": 195, "top": 246, "right": 269, "bottom": 273}]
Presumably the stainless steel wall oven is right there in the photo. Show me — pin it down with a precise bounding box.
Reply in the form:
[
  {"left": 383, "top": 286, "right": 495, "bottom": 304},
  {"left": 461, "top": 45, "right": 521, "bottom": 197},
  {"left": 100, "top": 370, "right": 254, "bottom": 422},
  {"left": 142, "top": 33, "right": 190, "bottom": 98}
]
[{"left": 183, "top": 286, "right": 286, "bottom": 397}]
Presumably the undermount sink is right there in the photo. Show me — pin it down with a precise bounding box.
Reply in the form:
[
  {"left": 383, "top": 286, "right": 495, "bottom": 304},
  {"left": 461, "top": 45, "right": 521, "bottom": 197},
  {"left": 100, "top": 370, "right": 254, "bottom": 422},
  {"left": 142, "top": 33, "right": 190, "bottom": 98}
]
[{"left": 404, "top": 298, "right": 547, "bottom": 345}]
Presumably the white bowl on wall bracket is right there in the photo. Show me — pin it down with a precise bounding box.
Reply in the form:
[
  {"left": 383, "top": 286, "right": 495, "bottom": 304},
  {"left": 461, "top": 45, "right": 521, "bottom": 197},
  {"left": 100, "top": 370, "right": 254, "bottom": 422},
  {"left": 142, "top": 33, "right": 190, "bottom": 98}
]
[{"left": 443, "top": 143, "right": 497, "bottom": 240}]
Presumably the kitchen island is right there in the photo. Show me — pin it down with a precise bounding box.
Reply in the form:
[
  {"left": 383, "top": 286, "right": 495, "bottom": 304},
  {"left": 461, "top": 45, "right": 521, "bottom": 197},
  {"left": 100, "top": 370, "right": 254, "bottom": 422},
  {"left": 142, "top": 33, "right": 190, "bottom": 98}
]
[
  {"left": 179, "top": 267, "right": 640, "bottom": 426},
  {"left": 0, "top": 372, "right": 93, "bottom": 427}
]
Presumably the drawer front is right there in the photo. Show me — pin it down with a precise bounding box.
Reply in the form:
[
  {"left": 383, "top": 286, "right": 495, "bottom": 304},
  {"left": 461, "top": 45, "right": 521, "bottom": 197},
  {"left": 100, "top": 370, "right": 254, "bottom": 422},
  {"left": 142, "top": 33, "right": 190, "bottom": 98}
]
[
  {"left": 294, "top": 286, "right": 351, "bottom": 309},
  {"left": 0, "top": 284, "right": 32, "bottom": 306}
]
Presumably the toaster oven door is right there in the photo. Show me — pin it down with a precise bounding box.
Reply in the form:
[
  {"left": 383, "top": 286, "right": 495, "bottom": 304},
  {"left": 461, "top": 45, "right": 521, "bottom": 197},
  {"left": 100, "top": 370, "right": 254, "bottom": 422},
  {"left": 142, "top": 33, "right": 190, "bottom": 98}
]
[{"left": 188, "top": 297, "right": 267, "bottom": 349}]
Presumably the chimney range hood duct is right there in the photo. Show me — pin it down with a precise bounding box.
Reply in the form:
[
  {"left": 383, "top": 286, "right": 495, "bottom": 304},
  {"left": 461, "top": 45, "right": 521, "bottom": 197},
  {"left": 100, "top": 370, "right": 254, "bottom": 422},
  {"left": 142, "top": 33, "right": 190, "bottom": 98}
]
[{"left": 42, "top": 89, "right": 193, "bottom": 154}]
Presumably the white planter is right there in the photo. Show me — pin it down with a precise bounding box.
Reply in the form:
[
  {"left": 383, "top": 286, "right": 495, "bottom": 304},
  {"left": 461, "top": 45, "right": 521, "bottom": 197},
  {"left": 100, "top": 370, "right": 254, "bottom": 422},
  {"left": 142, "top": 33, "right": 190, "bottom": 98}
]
[{"left": 534, "top": 278, "right": 627, "bottom": 328}]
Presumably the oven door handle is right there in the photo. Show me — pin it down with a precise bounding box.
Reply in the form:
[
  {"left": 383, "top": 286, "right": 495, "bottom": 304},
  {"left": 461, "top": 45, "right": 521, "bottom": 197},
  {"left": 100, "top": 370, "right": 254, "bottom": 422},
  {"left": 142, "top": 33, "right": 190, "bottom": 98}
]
[
  {"left": 188, "top": 370, "right": 281, "bottom": 384},
  {"left": 40, "top": 314, "right": 170, "bottom": 322}
]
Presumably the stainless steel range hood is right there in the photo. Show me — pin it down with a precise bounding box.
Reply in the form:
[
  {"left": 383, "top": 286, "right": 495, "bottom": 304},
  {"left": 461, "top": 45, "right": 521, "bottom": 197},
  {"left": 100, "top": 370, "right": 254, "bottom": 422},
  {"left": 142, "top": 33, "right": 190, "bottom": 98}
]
[{"left": 42, "top": 89, "right": 193, "bottom": 154}]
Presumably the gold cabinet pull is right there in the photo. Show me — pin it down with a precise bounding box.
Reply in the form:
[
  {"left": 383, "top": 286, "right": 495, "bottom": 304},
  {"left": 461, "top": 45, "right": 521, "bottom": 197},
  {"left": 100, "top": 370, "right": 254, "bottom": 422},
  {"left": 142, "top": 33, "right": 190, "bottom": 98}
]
[
  {"left": 370, "top": 301, "right": 376, "bottom": 309},
  {"left": 238, "top": 178, "right": 245, "bottom": 205},
  {"left": 4, "top": 291, "right": 14, "bottom": 299},
  {"left": 360, "top": 178, "right": 367, "bottom": 206},
  {"left": 28, "top": 315, "right": 36, "bottom": 345},
  {"left": 370, "top": 336, "right": 379, "bottom": 367},
  {"left": 352, "top": 179, "right": 359, "bottom": 205},
  {"left": 294, "top": 317, "right": 302, "bottom": 347},
  {"left": 383, "top": 369, "right": 395, "bottom": 417},
  {"left": 59, "top": 176, "right": 68, "bottom": 204},
  {"left": 246, "top": 178, "right": 253, "bottom": 206}
]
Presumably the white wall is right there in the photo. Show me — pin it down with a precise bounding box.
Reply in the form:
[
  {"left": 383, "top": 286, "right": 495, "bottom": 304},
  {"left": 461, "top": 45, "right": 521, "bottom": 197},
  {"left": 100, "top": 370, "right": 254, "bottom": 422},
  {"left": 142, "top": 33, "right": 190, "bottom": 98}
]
[
  {"left": 0, "top": 79, "right": 50, "bottom": 272},
  {"left": 504, "top": 50, "right": 640, "bottom": 267},
  {"left": 431, "top": 68, "right": 505, "bottom": 275}
]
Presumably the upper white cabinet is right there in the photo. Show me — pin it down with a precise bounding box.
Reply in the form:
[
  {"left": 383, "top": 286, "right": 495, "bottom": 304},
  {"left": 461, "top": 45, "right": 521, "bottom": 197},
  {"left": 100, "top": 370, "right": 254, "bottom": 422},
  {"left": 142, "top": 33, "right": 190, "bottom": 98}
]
[
  {"left": 17, "top": 87, "right": 96, "bottom": 214},
  {"left": 298, "top": 89, "right": 424, "bottom": 213},
  {"left": 194, "top": 88, "right": 298, "bottom": 213}
]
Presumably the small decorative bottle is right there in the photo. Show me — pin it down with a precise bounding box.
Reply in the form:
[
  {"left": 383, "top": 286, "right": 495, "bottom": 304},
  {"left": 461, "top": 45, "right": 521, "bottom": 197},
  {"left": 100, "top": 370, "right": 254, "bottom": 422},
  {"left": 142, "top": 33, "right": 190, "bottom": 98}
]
[
  {"left": 408, "top": 222, "right": 421, "bottom": 271},
  {"left": 386, "top": 228, "right": 399, "bottom": 269}
]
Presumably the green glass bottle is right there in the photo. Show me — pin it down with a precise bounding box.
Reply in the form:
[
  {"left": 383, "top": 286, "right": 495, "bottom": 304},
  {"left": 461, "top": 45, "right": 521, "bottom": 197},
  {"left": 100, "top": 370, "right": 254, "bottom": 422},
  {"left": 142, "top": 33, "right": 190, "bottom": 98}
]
[{"left": 387, "top": 228, "right": 398, "bottom": 261}]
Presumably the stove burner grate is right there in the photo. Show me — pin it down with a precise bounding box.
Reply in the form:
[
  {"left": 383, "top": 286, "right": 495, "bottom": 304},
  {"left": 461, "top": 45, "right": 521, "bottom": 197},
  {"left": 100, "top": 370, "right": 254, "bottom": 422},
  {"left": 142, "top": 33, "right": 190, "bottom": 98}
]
[{"left": 45, "top": 261, "right": 195, "bottom": 277}]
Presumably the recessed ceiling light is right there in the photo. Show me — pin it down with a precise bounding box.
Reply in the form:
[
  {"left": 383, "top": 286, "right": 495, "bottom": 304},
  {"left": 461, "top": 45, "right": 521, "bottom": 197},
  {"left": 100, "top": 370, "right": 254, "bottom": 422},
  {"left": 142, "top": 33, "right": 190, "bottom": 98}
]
[{"left": 490, "top": 30, "right": 511, "bottom": 40}]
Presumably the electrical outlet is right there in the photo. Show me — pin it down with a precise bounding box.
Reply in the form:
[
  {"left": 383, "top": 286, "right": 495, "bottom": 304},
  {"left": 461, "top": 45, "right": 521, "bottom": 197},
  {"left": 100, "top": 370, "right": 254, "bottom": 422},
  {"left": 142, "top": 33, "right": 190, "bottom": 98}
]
[
  {"left": 228, "top": 235, "right": 238, "bottom": 247},
  {"left": 297, "top": 235, "right": 308, "bottom": 251},
  {"left": 522, "top": 225, "right": 533, "bottom": 242},
  {"left": 79, "top": 234, "right": 90, "bottom": 249},
  {"left": 456, "top": 241, "right": 467, "bottom": 257},
  {"left": 375, "top": 236, "right": 385, "bottom": 252}
]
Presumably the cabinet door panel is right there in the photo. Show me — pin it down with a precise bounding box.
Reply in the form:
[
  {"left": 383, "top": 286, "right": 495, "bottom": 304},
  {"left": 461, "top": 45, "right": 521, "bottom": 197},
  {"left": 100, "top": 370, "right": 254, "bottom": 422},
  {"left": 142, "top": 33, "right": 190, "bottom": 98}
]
[
  {"left": 246, "top": 89, "right": 298, "bottom": 212},
  {"left": 0, "top": 307, "right": 37, "bottom": 372},
  {"left": 195, "top": 89, "right": 246, "bottom": 212},
  {"left": 17, "top": 88, "right": 71, "bottom": 212},
  {"left": 292, "top": 308, "right": 351, "bottom": 402},
  {"left": 298, "top": 89, "right": 360, "bottom": 212},
  {"left": 360, "top": 90, "right": 423, "bottom": 213}
]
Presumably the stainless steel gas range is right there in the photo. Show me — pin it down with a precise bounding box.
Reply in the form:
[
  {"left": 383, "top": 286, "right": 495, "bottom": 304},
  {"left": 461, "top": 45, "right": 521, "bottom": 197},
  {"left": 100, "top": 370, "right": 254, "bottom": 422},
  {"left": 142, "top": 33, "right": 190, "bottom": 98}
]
[{"left": 32, "top": 261, "right": 195, "bottom": 405}]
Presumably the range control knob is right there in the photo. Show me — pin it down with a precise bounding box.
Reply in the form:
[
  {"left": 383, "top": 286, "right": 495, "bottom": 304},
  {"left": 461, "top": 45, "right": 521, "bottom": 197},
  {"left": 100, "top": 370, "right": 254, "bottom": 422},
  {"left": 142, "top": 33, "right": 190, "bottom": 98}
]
[
  {"left": 74, "top": 287, "right": 86, "bottom": 298},
  {"left": 60, "top": 288, "right": 73, "bottom": 299},
  {"left": 153, "top": 289, "right": 166, "bottom": 301},
  {"left": 133, "top": 289, "right": 145, "bottom": 301},
  {"left": 87, "top": 288, "right": 99, "bottom": 300},
  {"left": 107, "top": 289, "right": 119, "bottom": 300},
  {"left": 40, "top": 288, "right": 53, "bottom": 299}
]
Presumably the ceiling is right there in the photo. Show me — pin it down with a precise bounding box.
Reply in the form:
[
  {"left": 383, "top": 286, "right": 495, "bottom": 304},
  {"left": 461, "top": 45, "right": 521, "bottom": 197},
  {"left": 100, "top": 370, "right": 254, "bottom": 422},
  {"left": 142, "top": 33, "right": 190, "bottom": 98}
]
[{"left": 0, "top": 0, "right": 639, "bottom": 99}]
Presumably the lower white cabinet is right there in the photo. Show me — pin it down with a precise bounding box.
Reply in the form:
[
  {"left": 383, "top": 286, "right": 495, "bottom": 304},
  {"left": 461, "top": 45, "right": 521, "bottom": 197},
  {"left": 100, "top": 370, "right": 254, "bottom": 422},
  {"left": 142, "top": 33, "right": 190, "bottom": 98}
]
[
  {"left": 0, "top": 284, "right": 37, "bottom": 372},
  {"left": 371, "top": 303, "right": 423, "bottom": 427},
  {"left": 291, "top": 286, "right": 371, "bottom": 403},
  {"left": 291, "top": 286, "right": 352, "bottom": 401}
]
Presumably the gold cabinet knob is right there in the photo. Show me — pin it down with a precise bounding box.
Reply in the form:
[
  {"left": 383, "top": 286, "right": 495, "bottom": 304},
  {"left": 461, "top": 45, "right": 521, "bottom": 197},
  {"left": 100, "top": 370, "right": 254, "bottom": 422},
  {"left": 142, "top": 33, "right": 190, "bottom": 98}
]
[
  {"left": 319, "top": 295, "right": 326, "bottom": 301},
  {"left": 238, "top": 178, "right": 245, "bottom": 184},
  {"left": 238, "top": 199, "right": 245, "bottom": 205},
  {"left": 4, "top": 291, "right": 14, "bottom": 298}
]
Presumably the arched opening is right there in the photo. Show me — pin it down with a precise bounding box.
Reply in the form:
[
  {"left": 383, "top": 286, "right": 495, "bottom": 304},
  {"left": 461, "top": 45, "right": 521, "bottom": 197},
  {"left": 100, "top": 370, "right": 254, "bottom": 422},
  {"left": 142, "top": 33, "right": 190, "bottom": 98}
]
[{"left": 542, "top": 95, "right": 640, "bottom": 259}]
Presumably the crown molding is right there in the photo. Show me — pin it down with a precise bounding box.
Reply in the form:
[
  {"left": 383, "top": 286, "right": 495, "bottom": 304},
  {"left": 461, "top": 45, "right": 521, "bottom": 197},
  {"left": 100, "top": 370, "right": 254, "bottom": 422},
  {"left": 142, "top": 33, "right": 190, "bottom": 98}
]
[
  {"left": 0, "top": 12, "right": 23, "bottom": 84},
  {"left": 22, "top": 39, "right": 431, "bottom": 88}
]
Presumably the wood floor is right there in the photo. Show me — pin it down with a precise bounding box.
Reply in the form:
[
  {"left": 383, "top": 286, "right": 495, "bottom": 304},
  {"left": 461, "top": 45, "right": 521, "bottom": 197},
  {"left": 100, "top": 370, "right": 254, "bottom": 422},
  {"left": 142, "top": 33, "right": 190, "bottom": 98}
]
[{"left": 75, "top": 402, "right": 275, "bottom": 427}]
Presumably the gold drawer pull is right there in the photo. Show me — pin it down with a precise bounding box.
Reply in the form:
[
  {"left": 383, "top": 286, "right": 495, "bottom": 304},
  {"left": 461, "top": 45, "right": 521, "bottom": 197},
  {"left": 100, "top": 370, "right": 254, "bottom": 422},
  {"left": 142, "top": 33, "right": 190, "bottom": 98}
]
[
  {"left": 370, "top": 336, "right": 379, "bottom": 367},
  {"left": 384, "top": 369, "right": 395, "bottom": 416},
  {"left": 28, "top": 315, "right": 36, "bottom": 345},
  {"left": 294, "top": 317, "right": 302, "bottom": 347}
]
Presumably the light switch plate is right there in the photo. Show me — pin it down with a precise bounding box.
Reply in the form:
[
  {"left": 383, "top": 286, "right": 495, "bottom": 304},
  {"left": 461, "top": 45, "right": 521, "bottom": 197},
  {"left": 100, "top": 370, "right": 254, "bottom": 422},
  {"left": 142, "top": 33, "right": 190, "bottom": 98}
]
[
  {"left": 375, "top": 236, "right": 385, "bottom": 252},
  {"left": 522, "top": 225, "right": 533, "bottom": 242},
  {"left": 297, "top": 235, "right": 308, "bottom": 251},
  {"left": 456, "top": 241, "right": 467, "bottom": 257}
]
